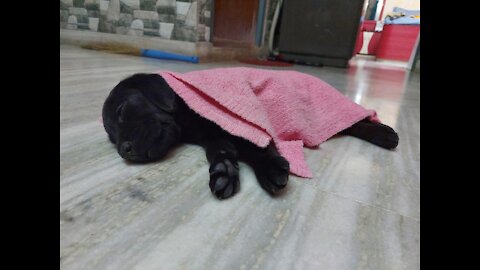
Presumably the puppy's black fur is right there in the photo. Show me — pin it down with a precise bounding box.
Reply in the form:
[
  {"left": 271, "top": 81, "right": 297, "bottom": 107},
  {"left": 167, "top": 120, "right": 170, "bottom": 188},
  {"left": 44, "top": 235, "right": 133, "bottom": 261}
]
[{"left": 102, "top": 73, "right": 399, "bottom": 199}]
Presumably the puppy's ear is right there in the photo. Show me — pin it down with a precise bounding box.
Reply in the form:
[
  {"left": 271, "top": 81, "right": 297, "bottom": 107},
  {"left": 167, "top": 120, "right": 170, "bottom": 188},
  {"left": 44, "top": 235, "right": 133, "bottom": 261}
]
[
  {"left": 102, "top": 120, "right": 117, "bottom": 144},
  {"left": 101, "top": 97, "right": 118, "bottom": 144},
  {"left": 140, "top": 74, "right": 177, "bottom": 113}
]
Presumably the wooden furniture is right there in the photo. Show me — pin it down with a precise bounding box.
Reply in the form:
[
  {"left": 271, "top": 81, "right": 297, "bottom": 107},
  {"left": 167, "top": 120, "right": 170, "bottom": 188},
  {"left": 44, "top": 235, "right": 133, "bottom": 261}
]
[{"left": 212, "top": 0, "right": 259, "bottom": 47}]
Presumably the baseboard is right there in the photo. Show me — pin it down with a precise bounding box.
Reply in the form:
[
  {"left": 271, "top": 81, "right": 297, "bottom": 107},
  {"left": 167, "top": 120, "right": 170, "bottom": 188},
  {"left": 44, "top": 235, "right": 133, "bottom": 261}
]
[
  {"left": 196, "top": 42, "right": 261, "bottom": 62},
  {"left": 60, "top": 29, "right": 264, "bottom": 63},
  {"left": 60, "top": 29, "right": 197, "bottom": 56}
]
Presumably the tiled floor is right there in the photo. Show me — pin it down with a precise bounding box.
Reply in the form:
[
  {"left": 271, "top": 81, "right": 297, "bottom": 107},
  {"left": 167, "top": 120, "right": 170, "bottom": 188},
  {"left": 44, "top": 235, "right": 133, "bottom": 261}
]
[{"left": 60, "top": 44, "right": 419, "bottom": 270}]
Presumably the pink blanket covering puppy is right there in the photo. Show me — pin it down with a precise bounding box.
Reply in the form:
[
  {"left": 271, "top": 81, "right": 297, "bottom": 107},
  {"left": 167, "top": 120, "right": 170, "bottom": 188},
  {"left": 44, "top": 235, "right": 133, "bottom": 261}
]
[{"left": 159, "top": 67, "right": 379, "bottom": 178}]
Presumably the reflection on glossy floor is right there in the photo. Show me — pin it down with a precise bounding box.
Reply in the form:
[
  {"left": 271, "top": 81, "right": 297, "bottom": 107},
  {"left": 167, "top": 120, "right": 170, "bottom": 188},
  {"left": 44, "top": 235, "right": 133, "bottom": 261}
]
[{"left": 60, "top": 44, "right": 419, "bottom": 270}]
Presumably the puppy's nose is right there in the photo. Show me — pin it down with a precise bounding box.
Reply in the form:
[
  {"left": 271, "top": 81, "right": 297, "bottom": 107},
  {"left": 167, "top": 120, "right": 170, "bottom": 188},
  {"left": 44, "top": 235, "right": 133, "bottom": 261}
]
[{"left": 121, "top": 142, "right": 132, "bottom": 154}]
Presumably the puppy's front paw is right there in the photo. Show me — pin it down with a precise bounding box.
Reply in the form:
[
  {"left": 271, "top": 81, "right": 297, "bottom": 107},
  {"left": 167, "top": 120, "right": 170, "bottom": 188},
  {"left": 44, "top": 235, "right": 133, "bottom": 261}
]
[
  {"left": 209, "top": 152, "right": 240, "bottom": 199},
  {"left": 372, "top": 123, "right": 399, "bottom": 150},
  {"left": 256, "top": 156, "right": 289, "bottom": 195}
]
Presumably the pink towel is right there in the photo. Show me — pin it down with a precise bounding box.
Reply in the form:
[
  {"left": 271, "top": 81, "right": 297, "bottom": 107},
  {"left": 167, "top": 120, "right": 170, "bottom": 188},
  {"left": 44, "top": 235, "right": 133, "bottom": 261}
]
[{"left": 159, "top": 67, "right": 379, "bottom": 178}]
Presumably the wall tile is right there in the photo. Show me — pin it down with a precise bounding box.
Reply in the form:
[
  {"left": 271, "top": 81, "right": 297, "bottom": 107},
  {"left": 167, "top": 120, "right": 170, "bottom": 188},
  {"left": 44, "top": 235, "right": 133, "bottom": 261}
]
[
  {"left": 67, "top": 15, "right": 78, "bottom": 30},
  {"left": 159, "top": 22, "right": 174, "bottom": 39},
  {"left": 176, "top": 1, "right": 190, "bottom": 15},
  {"left": 69, "top": 7, "right": 88, "bottom": 16},
  {"left": 133, "top": 10, "right": 159, "bottom": 20},
  {"left": 88, "top": 17, "right": 100, "bottom": 31},
  {"left": 60, "top": 10, "right": 69, "bottom": 22},
  {"left": 184, "top": 1, "right": 196, "bottom": 27},
  {"left": 61, "top": 0, "right": 212, "bottom": 43},
  {"left": 140, "top": 0, "right": 157, "bottom": 11}
]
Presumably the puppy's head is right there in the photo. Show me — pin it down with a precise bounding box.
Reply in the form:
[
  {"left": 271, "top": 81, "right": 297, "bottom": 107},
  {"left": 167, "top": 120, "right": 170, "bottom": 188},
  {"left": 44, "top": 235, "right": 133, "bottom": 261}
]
[{"left": 102, "top": 73, "right": 181, "bottom": 163}]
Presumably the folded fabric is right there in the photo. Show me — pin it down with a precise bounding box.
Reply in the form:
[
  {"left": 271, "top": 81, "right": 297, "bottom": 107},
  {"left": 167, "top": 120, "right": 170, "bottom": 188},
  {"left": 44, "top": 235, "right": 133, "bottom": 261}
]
[
  {"left": 159, "top": 67, "right": 379, "bottom": 178},
  {"left": 385, "top": 7, "right": 420, "bottom": 25}
]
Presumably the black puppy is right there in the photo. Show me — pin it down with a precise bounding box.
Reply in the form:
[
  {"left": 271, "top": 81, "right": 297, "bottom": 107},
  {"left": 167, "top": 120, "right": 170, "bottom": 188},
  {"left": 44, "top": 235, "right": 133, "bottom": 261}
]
[{"left": 102, "top": 73, "right": 399, "bottom": 199}]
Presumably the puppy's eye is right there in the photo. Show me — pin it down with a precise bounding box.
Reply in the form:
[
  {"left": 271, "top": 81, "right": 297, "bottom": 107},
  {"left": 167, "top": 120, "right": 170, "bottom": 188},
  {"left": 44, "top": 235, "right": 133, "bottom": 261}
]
[{"left": 116, "top": 102, "right": 126, "bottom": 123}]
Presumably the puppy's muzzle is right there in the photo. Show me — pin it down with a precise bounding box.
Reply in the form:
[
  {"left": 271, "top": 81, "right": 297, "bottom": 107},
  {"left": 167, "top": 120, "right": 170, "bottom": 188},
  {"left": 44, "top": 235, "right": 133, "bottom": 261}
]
[{"left": 119, "top": 141, "right": 137, "bottom": 160}]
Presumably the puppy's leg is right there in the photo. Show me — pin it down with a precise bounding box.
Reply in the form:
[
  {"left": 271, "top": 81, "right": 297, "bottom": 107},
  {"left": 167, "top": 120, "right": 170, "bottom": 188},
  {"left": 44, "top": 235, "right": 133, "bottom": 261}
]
[
  {"left": 204, "top": 139, "right": 240, "bottom": 199},
  {"left": 238, "top": 141, "right": 290, "bottom": 196},
  {"left": 341, "top": 118, "right": 399, "bottom": 149}
]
